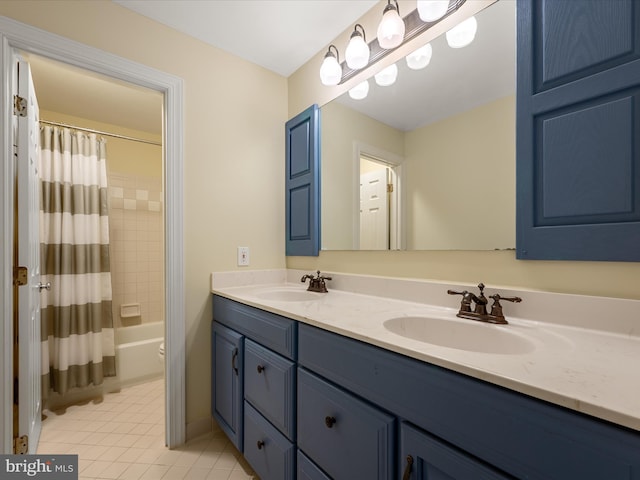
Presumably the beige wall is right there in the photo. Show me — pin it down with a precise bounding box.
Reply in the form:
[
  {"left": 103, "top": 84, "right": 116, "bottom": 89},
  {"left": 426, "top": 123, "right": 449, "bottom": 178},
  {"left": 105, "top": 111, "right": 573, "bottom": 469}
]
[
  {"left": 1, "top": 1, "right": 288, "bottom": 428},
  {"left": 287, "top": 3, "right": 640, "bottom": 301},
  {"left": 405, "top": 95, "right": 515, "bottom": 250},
  {"left": 321, "top": 101, "right": 404, "bottom": 249}
]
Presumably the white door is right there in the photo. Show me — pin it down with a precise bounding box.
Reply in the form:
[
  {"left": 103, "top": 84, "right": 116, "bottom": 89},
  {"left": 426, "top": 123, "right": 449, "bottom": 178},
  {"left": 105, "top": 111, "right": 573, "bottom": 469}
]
[
  {"left": 16, "top": 60, "right": 42, "bottom": 454},
  {"left": 359, "top": 168, "right": 389, "bottom": 250}
]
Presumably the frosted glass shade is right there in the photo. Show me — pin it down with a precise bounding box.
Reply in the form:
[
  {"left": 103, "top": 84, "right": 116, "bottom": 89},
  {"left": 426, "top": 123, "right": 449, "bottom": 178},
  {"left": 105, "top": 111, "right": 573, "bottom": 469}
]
[
  {"left": 446, "top": 16, "right": 478, "bottom": 48},
  {"left": 406, "top": 43, "right": 433, "bottom": 70},
  {"left": 417, "top": 0, "right": 449, "bottom": 22},
  {"left": 319, "top": 55, "right": 342, "bottom": 86},
  {"left": 375, "top": 63, "right": 398, "bottom": 86},
  {"left": 345, "top": 34, "right": 370, "bottom": 70},
  {"left": 349, "top": 80, "right": 370, "bottom": 100},
  {"left": 377, "top": 8, "right": 405, "bottom": 49}
]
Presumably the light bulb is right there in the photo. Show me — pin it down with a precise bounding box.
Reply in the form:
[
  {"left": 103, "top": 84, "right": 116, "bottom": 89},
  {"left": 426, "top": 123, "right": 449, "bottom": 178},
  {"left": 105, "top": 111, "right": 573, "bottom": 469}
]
[
  {"left": 345, "top": 26, "right": 370, "bottom": 70},
  {"left": 446, "top": 15, "right": 478, "bottom": 48},
  {"left": 349, "top": 80, "right": 369, "bottom": 100},
  {"left": 405, "top": 43, "right": 433, "bottom": 70},
  {"left": 319, "top": 47, "right": 342, "bottom": 86},
  {"left": 417, "top": 0, "right": 449, "bottom": 22},
  {"left": 377, "top": 3, "right": 405, "bottom": 49},
  {"left": 375, "top": 63, "right": 398, "bottom": 87}
]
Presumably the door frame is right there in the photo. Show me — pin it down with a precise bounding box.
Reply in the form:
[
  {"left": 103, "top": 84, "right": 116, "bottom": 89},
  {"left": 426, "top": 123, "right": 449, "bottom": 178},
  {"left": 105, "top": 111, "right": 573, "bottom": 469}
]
[{"left": 0, "top": 16, "right": 186, "bottom": 451}]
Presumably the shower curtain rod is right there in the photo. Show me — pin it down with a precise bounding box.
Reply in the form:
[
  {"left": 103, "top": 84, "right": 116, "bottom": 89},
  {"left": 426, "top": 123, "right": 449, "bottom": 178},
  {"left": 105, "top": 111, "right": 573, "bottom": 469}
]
[{"left": 39, "top": 120, "right": 162, "bottom": 147}]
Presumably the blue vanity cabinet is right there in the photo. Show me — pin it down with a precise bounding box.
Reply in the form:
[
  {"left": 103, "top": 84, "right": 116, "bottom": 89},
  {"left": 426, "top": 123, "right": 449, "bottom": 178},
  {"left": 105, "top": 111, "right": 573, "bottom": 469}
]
[
  {"left": 516, "top": 0, "right": 640, "bottom": 261},
  {"left": 211, "top": 321, "right": 244, "bottom": 451},
  {"left": 298, "top": 323, "right": 640, "bottom": 480},
  {"left": 213, "top": 296, "right": 640, "bottom": 479},
  {"left": 212, "top": 295, "right": 297, "bottom": 479}
]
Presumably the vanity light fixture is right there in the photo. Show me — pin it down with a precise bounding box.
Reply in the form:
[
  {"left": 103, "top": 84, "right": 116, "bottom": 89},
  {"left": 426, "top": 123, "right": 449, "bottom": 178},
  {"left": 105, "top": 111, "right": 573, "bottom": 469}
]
[
  {"left": 377, "top": 0, "right": 405, "bottom": 49},
  {"left": 345, "top": 24, "right": 370, "bottom": 70},
  {"left": 446, "top": 15, "right": 477, "bottom": 48},
  {"left": 321, "top": 0, "right": 467, "bottom": 86},
  {"left": 417, "top": 0, "right": 449, "bottom": 22},
  {"left": 375, "top": 63, "right": 398, "bottom": 86},
  {"left": 348, "top": 79, "right": 370, "bottom": 100},
  {"left": 405, "top": 43, "right": 433, "bottom": 70},
  {"left": 319, "top": 44, "right": 342, "bottom": 86}
]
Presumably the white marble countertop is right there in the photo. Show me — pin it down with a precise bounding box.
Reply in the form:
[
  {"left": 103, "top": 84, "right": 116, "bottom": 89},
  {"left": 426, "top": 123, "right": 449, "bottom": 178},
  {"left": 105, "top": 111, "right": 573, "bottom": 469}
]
[{"left": 210, "top": 269, "right": 640, "bottom": 432}]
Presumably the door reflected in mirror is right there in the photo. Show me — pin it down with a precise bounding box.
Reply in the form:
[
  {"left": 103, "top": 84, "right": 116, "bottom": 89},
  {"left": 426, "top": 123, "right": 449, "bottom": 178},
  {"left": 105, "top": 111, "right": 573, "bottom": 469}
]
[{"left": 321, "top": 0, "right": 515, "bottom": 251}]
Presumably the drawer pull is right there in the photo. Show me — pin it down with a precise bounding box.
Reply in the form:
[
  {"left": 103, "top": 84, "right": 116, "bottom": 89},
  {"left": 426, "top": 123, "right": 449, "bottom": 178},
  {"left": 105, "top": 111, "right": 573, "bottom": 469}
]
[
  {"left": 324, "top": 416, "right": 336, "bottom": 428},
  {"left": 231, "top": 348, "right": 239, "bottom": 375},
  {"left": 257, "top": 440, "right": 265, "bottom": 450},
  {"left": 402, "top": 455, "right": 413, "bottom": 480},
  {"left": 257, "top": 364, "right": 265, "bottom": 373}
]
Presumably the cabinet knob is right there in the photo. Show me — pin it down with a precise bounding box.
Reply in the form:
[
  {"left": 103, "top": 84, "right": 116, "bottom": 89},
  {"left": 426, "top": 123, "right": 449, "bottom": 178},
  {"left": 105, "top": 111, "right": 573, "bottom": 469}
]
[
  {"left": 257, "top": 364, "right": 265, "bottom": 374},
  {"left": 257, "top": 440, "right": 265, "bottom": 450},
  {"left": 324, "top": 416, "right": 336, "bottom": 428}
]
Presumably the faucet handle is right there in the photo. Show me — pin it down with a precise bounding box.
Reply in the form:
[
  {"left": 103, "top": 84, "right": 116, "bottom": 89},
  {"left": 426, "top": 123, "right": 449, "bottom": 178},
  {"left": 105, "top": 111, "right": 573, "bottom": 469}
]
[
  {"left": 447, "top": 289, "right": 473, "bottom": 312},
  {"left": 489, "top": 294, "right": 522, "bottom": 304},
  {"left": 488, "top": 294, "right": 522, "bottom": 324}
]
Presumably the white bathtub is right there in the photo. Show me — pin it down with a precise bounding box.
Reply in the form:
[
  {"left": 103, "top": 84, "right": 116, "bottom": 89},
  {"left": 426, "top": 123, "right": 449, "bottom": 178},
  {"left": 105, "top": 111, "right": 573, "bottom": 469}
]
[{"left": 115, "top": 321, "right": 164, "bottom": 385}]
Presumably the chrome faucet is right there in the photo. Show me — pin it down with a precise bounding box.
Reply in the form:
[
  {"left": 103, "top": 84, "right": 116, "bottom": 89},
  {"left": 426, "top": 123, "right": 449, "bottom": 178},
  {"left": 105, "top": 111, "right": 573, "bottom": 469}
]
[
  {"left": 301, "top": 270, "right": 332, "bottom": 293},
  {"left": 447, "top": 283, "right": 521, "bottom": 324}
]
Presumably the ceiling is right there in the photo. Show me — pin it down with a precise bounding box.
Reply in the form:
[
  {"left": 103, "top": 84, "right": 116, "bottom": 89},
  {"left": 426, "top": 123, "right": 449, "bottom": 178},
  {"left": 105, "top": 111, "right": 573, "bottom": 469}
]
[
  {"left": 113, "top": 0, "right": 380, "bottom": 78},
  {"left": 25, "top": 0, "right": 514, "bottom": 136}
]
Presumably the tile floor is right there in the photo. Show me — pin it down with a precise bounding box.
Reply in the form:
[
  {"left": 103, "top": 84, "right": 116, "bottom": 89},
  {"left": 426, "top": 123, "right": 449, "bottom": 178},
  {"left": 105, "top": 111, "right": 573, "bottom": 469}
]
[{"left": 37, "top": 378, "right": 258, "bottom": 480}]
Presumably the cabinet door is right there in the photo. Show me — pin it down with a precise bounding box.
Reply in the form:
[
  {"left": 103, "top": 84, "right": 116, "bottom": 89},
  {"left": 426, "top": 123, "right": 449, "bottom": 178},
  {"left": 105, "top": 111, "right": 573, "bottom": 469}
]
[
  {"left": 285, "top": 104, "right": 320, "bottom": 256},
  {"left": 211, "top": 321, "right": 244, "bottom": 451},
  {"left": 297, "top": 368, "right": 395, "bottom": 480},
  {"left": 400, "top": 423, "right": 512, "bottom": 480},
  {"left": 516, "top": 0, "right": 640, "bottom": 260}
]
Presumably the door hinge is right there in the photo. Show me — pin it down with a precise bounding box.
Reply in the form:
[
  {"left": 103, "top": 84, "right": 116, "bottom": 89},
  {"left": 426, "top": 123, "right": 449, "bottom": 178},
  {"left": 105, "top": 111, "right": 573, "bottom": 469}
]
[
  {"left": 14, "top": 266, "right": 28, "bottom": 286},
  {"left": 13, "top": 435, "right": 28, "bottom": 454},
  {"left": 387, "top": 183, "right": 394, "bottom": 193},
  {"left": 13, "top": 95, "right": 27, "bottom": 117}
]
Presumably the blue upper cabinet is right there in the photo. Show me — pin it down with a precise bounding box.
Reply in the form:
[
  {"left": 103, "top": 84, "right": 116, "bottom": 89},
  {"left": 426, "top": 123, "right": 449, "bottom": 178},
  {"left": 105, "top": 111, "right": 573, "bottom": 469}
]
[
  {"left": 516, "top": 0, "right": 640, "bottom": 261},
  {"left": 285, "top": 105, "right": 320, "bottom": 256}
]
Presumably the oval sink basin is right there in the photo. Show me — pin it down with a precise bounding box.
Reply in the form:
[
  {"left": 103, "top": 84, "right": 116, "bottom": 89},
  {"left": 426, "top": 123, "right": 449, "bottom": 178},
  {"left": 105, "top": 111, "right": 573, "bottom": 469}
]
[
  {"left": 254, "top": 288, "right": 323, "bottom": 302},
  {"left": 383, "top": 316, "right": 536, "bottom": 354}
]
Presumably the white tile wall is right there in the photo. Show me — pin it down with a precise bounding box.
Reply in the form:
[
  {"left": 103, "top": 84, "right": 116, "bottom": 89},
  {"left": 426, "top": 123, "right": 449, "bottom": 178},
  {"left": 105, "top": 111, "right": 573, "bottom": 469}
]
[{"left": 108, "top": 173, "right": 164, "bottom": 328}]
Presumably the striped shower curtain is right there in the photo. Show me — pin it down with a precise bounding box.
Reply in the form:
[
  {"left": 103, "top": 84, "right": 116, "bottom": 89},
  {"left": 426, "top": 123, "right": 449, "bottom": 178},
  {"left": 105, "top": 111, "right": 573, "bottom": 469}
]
[{"left": 39, "top": 125, "right": 116, "bottom": 398}]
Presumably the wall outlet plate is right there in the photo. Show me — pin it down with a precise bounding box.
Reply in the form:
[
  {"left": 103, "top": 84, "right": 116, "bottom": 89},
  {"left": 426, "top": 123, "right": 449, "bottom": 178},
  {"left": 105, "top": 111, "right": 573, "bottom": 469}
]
[{"left": 237, "top": 246, "right": 250, "bottom": 266}]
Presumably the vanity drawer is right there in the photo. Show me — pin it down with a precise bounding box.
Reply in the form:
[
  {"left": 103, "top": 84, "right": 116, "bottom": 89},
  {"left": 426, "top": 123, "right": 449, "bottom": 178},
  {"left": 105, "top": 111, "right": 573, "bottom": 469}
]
[
  {"left": 244, "top": 339, "right": 295, "bottom": 439},
  {"left": 297, "top": 450, "right": 331, "bottom": 480},
  {"left": 212, "top": 295, "right": 297, "bottom": 359},
  {"left": 297, "top": 368, "right": 395, "bottom": 480},
  {"left": 244, "top": 401, "right": 294, "bottom": 480}
]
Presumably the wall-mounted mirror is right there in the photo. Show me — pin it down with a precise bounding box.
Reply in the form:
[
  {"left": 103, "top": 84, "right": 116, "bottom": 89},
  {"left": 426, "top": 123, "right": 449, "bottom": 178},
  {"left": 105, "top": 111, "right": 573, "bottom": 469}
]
[{"left": 321, "top": 0, "right": 515, "bottom": 251}]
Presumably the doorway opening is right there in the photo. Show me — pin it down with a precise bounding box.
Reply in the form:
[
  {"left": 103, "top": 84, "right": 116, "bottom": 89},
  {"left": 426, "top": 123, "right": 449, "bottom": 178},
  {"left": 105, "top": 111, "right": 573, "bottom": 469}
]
[
  {"left": 1, "top": 16, "right": 185, "bottom": 453},
  {"left": 353, "top": 144, "right": 405, "bottom": 250},
  {"left": 25, "top": 51, "right": 166, "bottom": 445}
]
